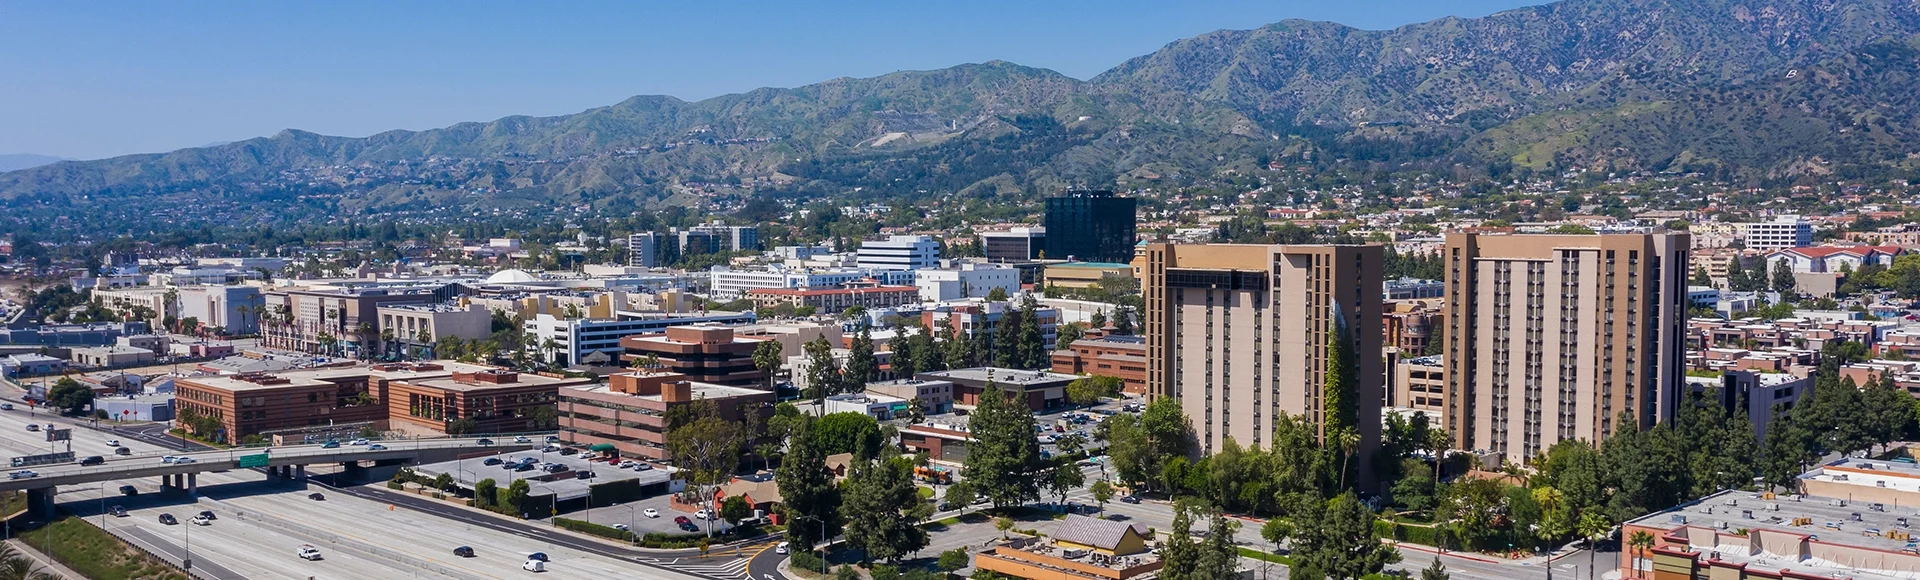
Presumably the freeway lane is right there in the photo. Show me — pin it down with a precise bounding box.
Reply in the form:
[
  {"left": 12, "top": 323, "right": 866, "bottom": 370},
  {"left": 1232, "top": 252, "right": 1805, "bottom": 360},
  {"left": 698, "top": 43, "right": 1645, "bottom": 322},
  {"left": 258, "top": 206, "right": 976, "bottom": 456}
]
[
  {"left": 319, "top": 478, "right": 773, "bottom": 580},
  {"left": 116, "top": 525, "right": 248, "bottom": 580},
  {"left": 1, "top": 436, "right": 533, "bottom": 492}
]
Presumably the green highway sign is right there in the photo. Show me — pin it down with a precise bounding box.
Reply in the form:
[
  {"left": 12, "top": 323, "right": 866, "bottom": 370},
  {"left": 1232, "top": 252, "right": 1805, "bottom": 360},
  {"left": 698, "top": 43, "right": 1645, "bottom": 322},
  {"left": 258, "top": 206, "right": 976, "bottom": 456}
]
[{"left": 238, "top": 453, "right": 270, "bottom": 468}]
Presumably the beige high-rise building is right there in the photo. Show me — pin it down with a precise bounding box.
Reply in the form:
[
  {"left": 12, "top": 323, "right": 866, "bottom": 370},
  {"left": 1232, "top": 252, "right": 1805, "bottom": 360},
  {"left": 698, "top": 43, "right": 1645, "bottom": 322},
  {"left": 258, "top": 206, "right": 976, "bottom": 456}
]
[
  {"left": 1140, "top": 243, "right": 1383, "bottom": 479},
  {"left": 1442, "top": 232, "right": 1691, "bottom": 465}
]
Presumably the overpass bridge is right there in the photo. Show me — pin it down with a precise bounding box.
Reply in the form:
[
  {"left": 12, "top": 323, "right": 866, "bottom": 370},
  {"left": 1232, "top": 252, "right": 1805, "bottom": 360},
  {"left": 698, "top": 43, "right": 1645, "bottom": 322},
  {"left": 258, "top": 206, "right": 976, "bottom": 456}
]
[{"left": 2, "top": 436, "right": 536, "bottom": 515}]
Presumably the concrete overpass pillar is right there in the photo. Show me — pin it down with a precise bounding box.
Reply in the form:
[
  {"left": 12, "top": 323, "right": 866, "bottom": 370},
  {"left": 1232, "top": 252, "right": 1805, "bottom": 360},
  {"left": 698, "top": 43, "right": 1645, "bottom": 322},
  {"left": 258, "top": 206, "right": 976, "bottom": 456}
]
[
  {"left": 26, "top": 487, "right": 55, "bottom": 519},
  {"left": 159, "top": 475, "right": 171, "bottom": 490},
  {"left": 187, "top": 473, "right": 197, "bottom": 496},
  {"left": 295, "top": 465, "right": 307, "bottom": 480}
]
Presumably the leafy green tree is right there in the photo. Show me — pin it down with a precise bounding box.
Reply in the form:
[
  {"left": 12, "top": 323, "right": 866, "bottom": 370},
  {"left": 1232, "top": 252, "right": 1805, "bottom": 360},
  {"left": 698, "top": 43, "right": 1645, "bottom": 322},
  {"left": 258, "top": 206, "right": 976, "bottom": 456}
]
[
  {"left": 1421, "top": 558, "right": 1450, "bottom": 580},
  {"left": 1691, "top": 266, "right": 1713, "bottom": 288},
  {"left": 960, "top": 386, "right": 1044, "bottom": 509},
  {"left": 47, "top": 377, "right": 94, "bottom": 415},
  {"left": 1863, "top": 372, "right": 1915, "bottom": 453},
  {"left": 445, "top": 417, "right": 476, "bottom": 436},
  {"left": 1291, "top": 493, "right": 1400, "bottom": 580},
  {"left": 985, "top": 287, "right": 1010, "bottom": 302},
  {"left": 937, "top": 548, "right": 970, "bottom": 572},
  {"left": 1055, "top": 321, "right": 1087, "bottom": 352},
  {"left": 1392, "top": 459, "right": 1435, "bottom": 512},
  {"left": 1533, "top": 439, "right": 1606, "bottom": 513},
  {"left": 815, "top": 412, "right": 885, "bottom": 459},
  {"left": 473, "top": 478, "right": 498, "bottom": 509},
  {"left": 1067, "top": 375, "right": 1123, "bottom": 406},
  {"left": 1102, "top": 413, "right": 1157, "bottom": 491},
  {"left": 845, "top": 325, "right": 878, "bottom": 392},
  {"left": 777, "top": 416, "right": 844, "bottom": 552},
  {"left": 1534, "top": 486, "right": 1574, "bottom": 544},
  {"left": 433, "top": 472, "right": 454, "bottom": 491},
  {"left": 667, "top": 399, "right": 746, "bottom": 536},
  {"left": 502, "top": 479, "right": 531, "bottom": 516},
  {"left": 839, "top": 456, "right": 934, "bottom": 564},
  {"left": 1726, "top": 257, "right": 1752, "bottom": 291},
  {"left": 1046, "top": 462, "right": 1086, "bottom": 511},
  {"left": 1090, "top": 310, "right": 1108, "bottom": 330},
  {"left": 1090, "top": 480, "right": 1114, "bottom": 513},
  {"left": 720, "top": 495, "right": 752, "bottom": 527}
]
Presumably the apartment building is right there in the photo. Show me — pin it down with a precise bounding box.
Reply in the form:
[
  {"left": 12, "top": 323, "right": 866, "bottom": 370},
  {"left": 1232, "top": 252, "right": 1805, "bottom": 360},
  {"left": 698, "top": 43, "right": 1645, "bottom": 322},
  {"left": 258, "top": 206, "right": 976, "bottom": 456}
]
[
  {"left": 1441, "top": 232, "right": 1691, "bottom": 464},
  {"left": 375, "top": 303, "right": 491, "bottom": 348},
  {"left": 1391, "top": 356, "right": 1447, "bottom": 414},
  {"left": 627, "top": 232, "right": 671, "bottom": 268},
  {"left": 1138, "top": 243, "right": 1384, "bottom": 467}
]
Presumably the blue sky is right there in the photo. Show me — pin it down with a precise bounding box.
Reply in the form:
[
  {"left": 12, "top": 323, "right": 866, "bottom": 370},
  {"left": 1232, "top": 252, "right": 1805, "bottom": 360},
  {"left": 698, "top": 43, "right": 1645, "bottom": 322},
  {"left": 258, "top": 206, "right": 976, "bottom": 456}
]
[{"left": 0, "top": 0, "right": 1543, "bottom": 160}]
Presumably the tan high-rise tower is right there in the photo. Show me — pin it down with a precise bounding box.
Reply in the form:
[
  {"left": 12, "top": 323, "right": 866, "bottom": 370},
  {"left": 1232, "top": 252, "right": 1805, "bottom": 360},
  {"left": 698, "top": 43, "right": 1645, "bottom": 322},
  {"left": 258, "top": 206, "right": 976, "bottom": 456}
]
[
  {"left": 1140, "top": 243, "right": 1383, "bottom": 481},
  {"left": 1442, "top": 232, "right": 1691, "bottom": 465}
]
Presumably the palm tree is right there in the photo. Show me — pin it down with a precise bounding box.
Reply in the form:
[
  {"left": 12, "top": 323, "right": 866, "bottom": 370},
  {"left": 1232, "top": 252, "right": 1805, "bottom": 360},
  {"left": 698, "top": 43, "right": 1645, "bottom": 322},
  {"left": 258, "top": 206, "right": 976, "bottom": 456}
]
[
  {"left": 1336, "top": 426, "right": 1360, "bottom": 489},
  {"left": 379, "top": 328, "right": 396, "bottom": 359},
  {"left": 0, "top": 542, "right": 61, "bottom": 580},
  {"left": 1579, "top": 511, "right": 1613, "bottom": 580},
  {"left": 540, "top": 338, "right": 561, "bottom": 367},
  {"left": 1426, "top": 429, "right": 1452, "bottom": 490},
  {"left": 1628, "top": 530, "right": 1656, "bottom": 579}
]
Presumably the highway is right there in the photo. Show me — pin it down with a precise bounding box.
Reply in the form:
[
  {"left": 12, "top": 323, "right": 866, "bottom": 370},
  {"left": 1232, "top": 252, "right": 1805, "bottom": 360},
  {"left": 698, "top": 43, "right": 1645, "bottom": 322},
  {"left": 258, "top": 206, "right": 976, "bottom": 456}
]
[
  {"left": 0, "top": 404, "right": 767, "bottom": 579},
  {"left": 1, "top": 429, "right": 526, "bottom": 492}
]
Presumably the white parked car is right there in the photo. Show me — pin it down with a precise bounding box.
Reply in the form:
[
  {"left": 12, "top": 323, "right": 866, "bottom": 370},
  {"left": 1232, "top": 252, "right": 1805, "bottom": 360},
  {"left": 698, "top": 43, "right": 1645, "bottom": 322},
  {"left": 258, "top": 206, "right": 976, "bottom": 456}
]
[
  {"left": 643, "top": 508, "right": 660, "bottom": 518},
  {"left": 694, "top": 509, "right": 711, "bottom": 520}
]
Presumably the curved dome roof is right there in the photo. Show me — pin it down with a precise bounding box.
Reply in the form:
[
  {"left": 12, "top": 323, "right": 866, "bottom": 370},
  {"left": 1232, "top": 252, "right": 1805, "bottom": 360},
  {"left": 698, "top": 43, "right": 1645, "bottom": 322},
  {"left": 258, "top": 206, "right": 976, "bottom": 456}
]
[{"left": 485, "top": 269, "right": 538, "bottom": 284}]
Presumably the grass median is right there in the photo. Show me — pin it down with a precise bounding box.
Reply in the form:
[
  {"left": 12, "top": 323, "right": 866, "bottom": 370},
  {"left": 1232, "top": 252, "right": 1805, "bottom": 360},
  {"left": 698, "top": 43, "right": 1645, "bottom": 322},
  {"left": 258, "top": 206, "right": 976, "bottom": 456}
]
[{"left": 20, "top": 516, "right": 190, "bottom": 580}]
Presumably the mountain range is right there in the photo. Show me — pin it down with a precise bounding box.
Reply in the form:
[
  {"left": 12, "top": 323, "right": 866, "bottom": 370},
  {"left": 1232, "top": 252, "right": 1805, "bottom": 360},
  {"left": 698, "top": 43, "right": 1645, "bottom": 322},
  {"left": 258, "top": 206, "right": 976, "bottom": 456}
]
[{"left": 5, "top": 0, "right": 1920, "bottom": 218}]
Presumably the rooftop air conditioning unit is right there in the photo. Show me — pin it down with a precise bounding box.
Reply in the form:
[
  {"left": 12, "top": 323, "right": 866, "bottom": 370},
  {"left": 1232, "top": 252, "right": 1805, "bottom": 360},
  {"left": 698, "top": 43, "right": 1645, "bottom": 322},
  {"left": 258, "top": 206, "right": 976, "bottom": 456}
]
[{"left": 1671, "top": 515, "right": 1689, "bottom": 525}]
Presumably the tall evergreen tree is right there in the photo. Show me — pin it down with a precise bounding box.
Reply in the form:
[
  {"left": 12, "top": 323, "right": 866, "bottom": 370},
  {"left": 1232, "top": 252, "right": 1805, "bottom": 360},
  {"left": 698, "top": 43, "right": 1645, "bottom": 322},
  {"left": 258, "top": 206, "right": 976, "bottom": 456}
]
[
  {"left": 1291, "top": 493, "right": 1401, "bottom": 580},
  {"left": 1016, "top": 294, "right": 1046, "bottom": 368},
  {"left": 1760, "top": 405, "right": 1812, "bottom": 491},
  {"left": 840, "top": 456, "right": 933, "bottom": 564},
  {"left": 778, "top": 416, "right": 844, "bottom": 552},
  {"left": 960, "top": 382, "right": 1044, "bottom": 508},
  {"left": 1111, "top": 306, "right": 1135, "bottom": 335},
  {"left": 845, "top": 325, "right": 878, "bottom": 393},
  {"left": 1771, "top": 259, "right": 1798, "bottom": 295},
  {"left": 1726, "top": 257, "right": 1751, "bottom": 291},
  {"left": 891, "top": 326, "right": 921, "bottom": 378},
  {"left": 938, "top": 322, "right": 970, "bottom": 370},
  {"left": 804, "top": 337, "right": 840, "bottom": 403}
]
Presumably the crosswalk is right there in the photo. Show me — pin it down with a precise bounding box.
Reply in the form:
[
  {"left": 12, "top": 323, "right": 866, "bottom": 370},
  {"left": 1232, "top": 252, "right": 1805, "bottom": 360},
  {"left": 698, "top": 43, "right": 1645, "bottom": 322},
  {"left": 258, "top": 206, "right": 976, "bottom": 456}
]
[{"left": 634, "top": 541, "right": 775, "bottom": 580}]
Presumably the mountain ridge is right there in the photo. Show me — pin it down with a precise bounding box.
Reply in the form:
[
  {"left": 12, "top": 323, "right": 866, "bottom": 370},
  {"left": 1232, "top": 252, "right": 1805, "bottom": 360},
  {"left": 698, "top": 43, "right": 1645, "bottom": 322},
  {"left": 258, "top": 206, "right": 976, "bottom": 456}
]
[{"left": 5, "top": 0, "right": 1920, "bottom": 215}]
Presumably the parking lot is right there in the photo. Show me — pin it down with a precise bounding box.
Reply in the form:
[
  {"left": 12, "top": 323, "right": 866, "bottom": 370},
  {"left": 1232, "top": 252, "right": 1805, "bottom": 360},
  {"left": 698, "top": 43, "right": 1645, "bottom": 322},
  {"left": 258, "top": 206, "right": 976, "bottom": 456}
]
[{"left": 411, "top": 443, "right": 677, "bottom": 506}]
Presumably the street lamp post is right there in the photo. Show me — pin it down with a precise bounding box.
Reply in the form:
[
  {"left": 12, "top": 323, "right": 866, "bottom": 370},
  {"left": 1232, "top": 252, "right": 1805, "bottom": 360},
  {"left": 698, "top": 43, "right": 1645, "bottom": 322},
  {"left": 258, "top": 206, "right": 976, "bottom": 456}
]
[
  {"left": 793, "top": 514, "right": 828, "bottom": 576},
  {"left": 614, "top": 504, "right": 638, "bottom": 547}
]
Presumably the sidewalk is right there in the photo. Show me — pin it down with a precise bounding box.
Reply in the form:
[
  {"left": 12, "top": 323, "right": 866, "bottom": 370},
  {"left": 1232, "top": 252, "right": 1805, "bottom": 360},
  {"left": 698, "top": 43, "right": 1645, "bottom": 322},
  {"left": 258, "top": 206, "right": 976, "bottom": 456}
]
[{"left": 7, "top": 538, "right": 86, "bottom": 580}]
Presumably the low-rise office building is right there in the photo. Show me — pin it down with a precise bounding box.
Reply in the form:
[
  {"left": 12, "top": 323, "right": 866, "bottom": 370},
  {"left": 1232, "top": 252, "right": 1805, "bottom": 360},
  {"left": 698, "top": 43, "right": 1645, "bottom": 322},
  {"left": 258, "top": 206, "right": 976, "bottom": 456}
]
[
  {"left": 619, "top": 326, "right": 770, "bottom": 387},
  {"left": 558, "top": 370, "right": 774, "bottom": 461},
  {"left": 916, "top": 367, "right": 1078, "bottom": 412},
  {"left": 747, "top": 285, "right": 919, "bottom": 315},
  {"left": 523, "top": 310, "right": 757, "bottom": 367},
  {"left": 386, "top": 368, "right": 587, "bottom": 435},
  {"left": 68, "top": 345, "right": 157, "bottom": 368},
  {"left": 1049, "top": 335, "right": 1147, "bottom": 395}
]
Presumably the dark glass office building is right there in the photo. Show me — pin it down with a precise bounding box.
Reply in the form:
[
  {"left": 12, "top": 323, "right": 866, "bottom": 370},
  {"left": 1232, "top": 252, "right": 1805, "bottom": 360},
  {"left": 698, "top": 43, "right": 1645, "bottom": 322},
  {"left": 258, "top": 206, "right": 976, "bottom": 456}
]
[{"left": 1043, "top": 191, "right": 1136, "bottom": 263}]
